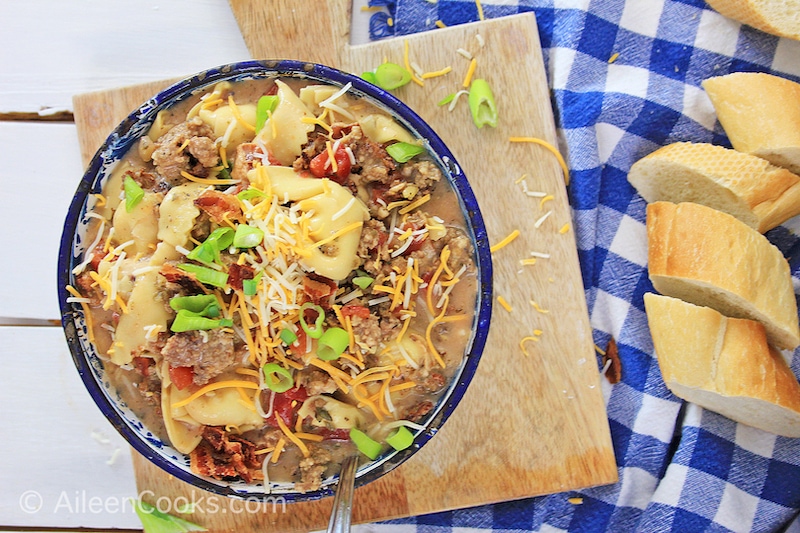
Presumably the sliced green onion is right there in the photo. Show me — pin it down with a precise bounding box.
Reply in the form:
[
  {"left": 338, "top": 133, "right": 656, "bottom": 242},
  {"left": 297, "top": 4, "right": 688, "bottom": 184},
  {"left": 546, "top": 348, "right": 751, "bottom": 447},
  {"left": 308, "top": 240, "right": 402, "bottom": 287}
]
[
  {"left": 123, "top": 176, "right": 145, "bottom": 212},
  {"left": 262, "top": 363, "right": 294, "bottom": 393},
  {"left": 437, "top": 93, "right": 456, "bottom": 107},
  {"left": 237, "top": 188, "right": 266, "bottom": 202},
  {"left": 186, "top": 241, "right": 216, "bottom": 266},
  {"left": 316, "top": 327, "right": 349, "bottom": 361},
  {"left": 279, "top": 328, "right": 298, "bottom": 345},
  {"left": 468, "top": 79, "right": 498, "bottom": 128},
  {"left": 349, "top": 428, "right": 382, "bottom": 460},
  {"left": 374, "top": 62, "right": 412, "bottom": 90},
  {"left": 187, "top": 227, "right": 234, "bottom": 266},
  {"left": 386, "top": 142, "right": 425, "bottom": 163},
  {"left": 233, "top": 224, "right": 264, "bottom": 248},
  {"left": 299, "top": 302, "right": 325, "bottom": 339},
  {"left": 205, "top": 227, "right": 234, "bottom": 252},
  {"left": 132, "top": 500, "right": 206, "bottom": 533},
  {"left": 352, "top": 276, "right": 374, "bottom": 290},
  {"left": 385, "top": 426, "right": 414, "bottom": 451},
  {"left": 361, "top": 71, "right": 378, "bottom": 85},
  {"left": 170, "top": 310, "right": 233, "bottom": 332},
  {"left": 242, "top": 278, "right": 258, "bottom": 296},
  {"left": 177, "top": 264, "right": 229, "bottom": 288},
  {"left": 169, "top": 294, "right": 220, "bottom": 317},
  {"left": 255, "top": 95, "right": 279, "bottom": 133}
]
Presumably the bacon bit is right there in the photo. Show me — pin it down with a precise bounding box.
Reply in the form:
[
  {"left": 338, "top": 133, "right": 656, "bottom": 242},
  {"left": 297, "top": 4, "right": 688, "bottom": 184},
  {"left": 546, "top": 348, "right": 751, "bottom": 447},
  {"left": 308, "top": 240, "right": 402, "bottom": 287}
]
[
  {"left": 159, "top": 263, "right": 205, "bottom": 294},
  {"left": 602, "top": 337, "right": 621, "bottom": 384},
  {"left": 302, "top": 275, "right": 337, "bottom": 307},
  {"left": 228, "top": 263, "right": 255, "bottom": 291},
  {"left": 194, "top": 189, "right": 244, "bottom": 224},
  {"left": 190, "top": 427, "right": 262, "bottom": 483}
]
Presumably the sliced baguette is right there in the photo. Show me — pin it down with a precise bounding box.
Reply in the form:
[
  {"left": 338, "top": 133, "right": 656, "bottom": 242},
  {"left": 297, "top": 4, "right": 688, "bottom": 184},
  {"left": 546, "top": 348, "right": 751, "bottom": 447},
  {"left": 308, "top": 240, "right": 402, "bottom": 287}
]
[
  {"left": 703, "top": 73, "right": 800, "bottom": 175},
  {"left": 704, "top": 0, "right": 800, "bottom": 42},
  {"left": 628, "top": 142, "right": 800, "bottom": 233},
  {"left": 646, "top": 201, "right": 800, "bottom": 350},
  {"left": 644, "top": 293, "right": 800, "bottom": 438}
]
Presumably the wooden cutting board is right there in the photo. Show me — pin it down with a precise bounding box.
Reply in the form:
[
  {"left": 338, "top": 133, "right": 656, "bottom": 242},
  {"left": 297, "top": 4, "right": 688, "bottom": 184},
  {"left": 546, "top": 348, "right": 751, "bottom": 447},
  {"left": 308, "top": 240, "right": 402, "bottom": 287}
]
[{"left": 72, "top": 1, "right": 617, "bottom": 530}]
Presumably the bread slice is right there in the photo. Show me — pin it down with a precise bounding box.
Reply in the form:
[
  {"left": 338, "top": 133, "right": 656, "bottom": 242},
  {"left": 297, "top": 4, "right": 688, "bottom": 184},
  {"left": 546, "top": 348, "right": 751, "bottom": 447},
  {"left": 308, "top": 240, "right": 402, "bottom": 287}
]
[
  {"left": 644, "top": 293, "right": 800, "bottom": 438},
  {"left": 704, "top": 0, "right": 800, "bottom": 41},
  {"left": 703, "top": 73, "right": 800, "bottom": 175},
  {"left": 646, "top": 201, "right": 800, "bottom": 350},
  {"left": 628, "top": 142, "right": 800, "bottom": 233}
]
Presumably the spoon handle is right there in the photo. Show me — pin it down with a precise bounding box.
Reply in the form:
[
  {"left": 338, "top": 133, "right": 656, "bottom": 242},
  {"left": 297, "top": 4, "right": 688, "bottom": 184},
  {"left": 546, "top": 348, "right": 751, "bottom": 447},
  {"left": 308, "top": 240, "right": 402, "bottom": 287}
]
[{"left": 327, "top": 455, "right": 358, "bottom": 533}]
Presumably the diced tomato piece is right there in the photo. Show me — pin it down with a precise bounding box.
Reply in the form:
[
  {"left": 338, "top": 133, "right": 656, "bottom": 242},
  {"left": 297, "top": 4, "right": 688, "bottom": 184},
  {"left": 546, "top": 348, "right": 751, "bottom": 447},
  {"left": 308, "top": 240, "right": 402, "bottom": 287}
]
[
  {"left": 265, "top": 386, "right": 309, "bottom": 428},
  {"left": 309, "top": 147, "right": 351, "bottom": 182},
  {"left": 169, "top": 366, "right": 194, "bottom": 390},
  {"left": 290, "top": 326, "right": 309, "bottom": 355},
  {"left": 341, "top": 305, "right": 370, "bottom": 319}
]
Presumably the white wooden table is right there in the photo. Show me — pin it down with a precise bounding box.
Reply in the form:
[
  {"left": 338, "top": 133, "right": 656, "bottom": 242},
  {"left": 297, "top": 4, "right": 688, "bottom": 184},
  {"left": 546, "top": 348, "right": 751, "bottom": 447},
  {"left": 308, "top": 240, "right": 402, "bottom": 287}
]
[{"left": 0, "top": 2, "right": 373, "bottom": 530}]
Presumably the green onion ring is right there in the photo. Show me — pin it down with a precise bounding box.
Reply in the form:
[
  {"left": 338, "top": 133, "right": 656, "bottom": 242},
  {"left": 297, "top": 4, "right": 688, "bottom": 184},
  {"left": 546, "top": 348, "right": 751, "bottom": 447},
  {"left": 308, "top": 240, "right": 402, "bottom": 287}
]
[
  {"left": 262, "top": 363, "right": 294, "bottom": 393},
  {"left": 316, "top": 327, "right": 349, "bottom": 361},
  {"left": 299, "top": 302, "right": 325, "bottom": 339}
]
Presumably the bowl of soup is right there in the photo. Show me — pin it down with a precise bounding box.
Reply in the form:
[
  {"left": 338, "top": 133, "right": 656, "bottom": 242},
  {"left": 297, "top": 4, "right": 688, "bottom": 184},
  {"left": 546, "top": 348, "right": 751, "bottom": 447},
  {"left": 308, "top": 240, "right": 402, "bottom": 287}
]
[{"left": 58, "top": 59, "right": 492, "bottom": 501}]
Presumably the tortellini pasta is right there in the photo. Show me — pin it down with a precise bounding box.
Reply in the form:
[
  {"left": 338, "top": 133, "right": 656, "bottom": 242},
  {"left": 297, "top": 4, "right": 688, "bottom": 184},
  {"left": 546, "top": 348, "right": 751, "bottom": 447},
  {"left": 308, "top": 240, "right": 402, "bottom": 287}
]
[
  {"left": 157, "top": 183, "right": 208, "bottom": 248},
  {"left": 112, "top": 243, "right": 179, "bottom": 365},
  {"left": 255, "top": 80, "right": 315, "bottom": 166},
  {"left": 161, "top": 362, "right": 203, "bottom": 454},
  {"left": 111, "top": 191, "right": 161, "bottom": 255},
  {"left": 297, "top": 395, "right": 365, "bottom": 429},
  {"left": 256, "top": 166, "right": 369, "bottom": 280}
]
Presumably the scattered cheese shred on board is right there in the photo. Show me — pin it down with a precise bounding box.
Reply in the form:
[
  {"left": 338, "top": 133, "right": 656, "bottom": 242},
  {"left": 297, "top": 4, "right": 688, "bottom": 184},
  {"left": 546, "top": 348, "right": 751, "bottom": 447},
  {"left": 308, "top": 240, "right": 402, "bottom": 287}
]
[
  {"left": 490, "top": 229, "right": 520, "bottom": 253},
  {"left": 530, "top": 300, "right": 550, "bottom": 314},
  {"left": 422, "top": 66, "right": 453, "bottom": 79},
  {"left": 462, "top": 58, "right": 478, "bottom": 88},
  {"left": 539, "top": 195, "right": 554, "bottom": 209},
  {"left": 559, "top": 223, "right": 571, "bottom": 234},
  {"left": 497, "top": 295, "right": 513, "bottom": 312},
  {"left": 509, "top": 137, "right": 571, "bottom": 186},
  {"left": 475, "top": 0, "right": 485, "bottom": 20},
  {"left": 534, "top": 210, "right": 553, "bottom": 228},
  {"left": 519, "top": 336, "right": 538, "bottom": 357},
  {"left": 403, "top": 40, "right": 424, "bottom": 87}
]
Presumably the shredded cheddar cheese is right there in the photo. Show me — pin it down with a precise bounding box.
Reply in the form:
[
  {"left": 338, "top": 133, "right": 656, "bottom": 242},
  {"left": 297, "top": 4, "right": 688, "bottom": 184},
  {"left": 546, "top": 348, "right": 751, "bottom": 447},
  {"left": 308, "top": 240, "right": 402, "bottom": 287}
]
[
  {"left": 490, "top": 229, "right": 520, "bottom": 253},
  {"left": 422, "top": 66, "right": 452, "bottom": 79},
  {"left": 497, "top": 295, "right": 513, "bottom": 312},
  {"left": 462, "top": 58, "right": 478, "bottom": 88},
  {"left": 509, "top": 137, "right": 571, "bottom": 186},
  {"left": 403, "top": 40, "right": 425, "bottom": 87},
  {"left": 475, "top": 0, "right": 485, "bottom": 20},
  {"left": 276, "top": 416, "right": 310, "bottom": 457},
  {"left": 559, "top": 223, "right": 571, "bottom": 234},
  {"left": 171, "top": 380, "right": 259, "bottom": 409}
]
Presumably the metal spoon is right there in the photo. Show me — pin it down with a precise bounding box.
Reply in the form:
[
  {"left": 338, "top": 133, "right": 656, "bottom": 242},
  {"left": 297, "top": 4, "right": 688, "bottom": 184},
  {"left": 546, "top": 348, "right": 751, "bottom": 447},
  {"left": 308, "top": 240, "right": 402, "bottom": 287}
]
[{"left": 326, "top": 454, "right": 358, "bottom": 533}]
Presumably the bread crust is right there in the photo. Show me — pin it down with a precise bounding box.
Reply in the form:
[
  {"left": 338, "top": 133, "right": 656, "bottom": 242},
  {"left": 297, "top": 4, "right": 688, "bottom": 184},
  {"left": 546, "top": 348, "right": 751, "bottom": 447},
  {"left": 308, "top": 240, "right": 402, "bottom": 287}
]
[
  {"left": 703, "top": 73, "right": 800, "bottom": 175},
  {"left": 644, "top": 293, "right": 800, "bottom": 437},
  {"left": 628, "top": 142, "right": 800, "bottom": 232},
  {"left": 705, "top": 0, "right": 800, "bottom": 41},
  {"left": 646, "top": 201, "right": 800, "bottom": 349}
]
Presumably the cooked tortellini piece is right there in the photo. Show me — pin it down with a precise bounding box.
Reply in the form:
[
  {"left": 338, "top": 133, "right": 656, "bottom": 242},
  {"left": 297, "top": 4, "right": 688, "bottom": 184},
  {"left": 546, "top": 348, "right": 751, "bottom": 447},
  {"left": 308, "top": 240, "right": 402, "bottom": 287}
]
[
  {"left": 297, "top": 395, "right": 365, "bottom": 429},
  {"left": 358, "top": 113, "right": 416, "bottom": 144},
  {"left": 161, "top": 362, "right": 203, "bottom": 454},
  {"left": 157, "top": 183, "right": 208, "bottom": 248},
  {"left": 182, "top": 386, "right": 264, "bottom": 429},
  {"left": 112, "top": 243, "right": 179, "bottom": 365},
  {"left": 256, "top": 166, "right": 369, "bottom": 280},
  {"left": 199, "top": 103, "right": 256, "bottom": 151},
  {"left": 111, "top": 191, "right": 161, "bottom": 255},
  {"left": 255, "top": 80, "right": 315, "bottom": 166}
]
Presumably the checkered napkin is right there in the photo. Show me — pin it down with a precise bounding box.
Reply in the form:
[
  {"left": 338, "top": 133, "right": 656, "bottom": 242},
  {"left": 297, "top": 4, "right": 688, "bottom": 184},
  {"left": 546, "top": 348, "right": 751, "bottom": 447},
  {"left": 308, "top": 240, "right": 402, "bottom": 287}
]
[{"left": 359, "top": 1, "right": 800, "bottom": 532}]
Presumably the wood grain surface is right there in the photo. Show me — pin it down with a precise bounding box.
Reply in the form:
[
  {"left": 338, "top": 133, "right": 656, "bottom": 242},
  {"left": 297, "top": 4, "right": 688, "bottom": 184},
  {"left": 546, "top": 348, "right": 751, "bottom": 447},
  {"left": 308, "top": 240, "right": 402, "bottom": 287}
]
[{"left": 71, "top": 1, "right": 617, "bottom": 530}]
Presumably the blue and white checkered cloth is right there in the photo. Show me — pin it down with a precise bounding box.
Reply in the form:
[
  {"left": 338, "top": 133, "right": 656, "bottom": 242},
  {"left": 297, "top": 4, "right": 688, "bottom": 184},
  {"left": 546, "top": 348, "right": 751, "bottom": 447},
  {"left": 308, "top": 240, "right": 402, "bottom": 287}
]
[{"left": 357, "top": 1, "right": 800, "bottom": 532}]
